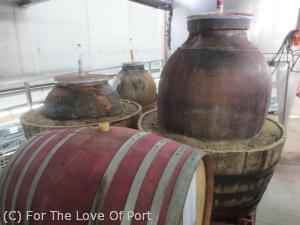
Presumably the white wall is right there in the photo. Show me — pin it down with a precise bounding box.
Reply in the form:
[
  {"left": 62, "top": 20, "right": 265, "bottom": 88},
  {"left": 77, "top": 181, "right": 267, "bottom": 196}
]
[
  {"left": 0, "top": 0, "right": 164, "bottom": 82},
  {"left": 171, "top": 0, "right": 300, "bottom": 55}
]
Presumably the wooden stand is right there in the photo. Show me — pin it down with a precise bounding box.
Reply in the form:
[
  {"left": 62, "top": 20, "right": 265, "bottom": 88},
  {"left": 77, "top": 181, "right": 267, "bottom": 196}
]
[
  {"left": 21, "top": 100, "right": 141, "bottom": 139},
  {"left": 138, "top": 109, "right": 286, "bottom": 221}
]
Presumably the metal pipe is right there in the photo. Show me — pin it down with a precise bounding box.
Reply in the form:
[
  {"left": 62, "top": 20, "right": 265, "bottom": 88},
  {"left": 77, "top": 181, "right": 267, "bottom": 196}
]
[
  {"left": 163, "top": 11, "right": 169, "bottom": 65},
  {"left": 0, "top": 60, "right": 162, "bottom": 98},
  {"left": 282, "top": 62, "right": 290, "bottom": 126},
  {"left": 297, "top": 8, "right": 300, "bottom": 28},
  {"left": 0, "top": 84, "right": 54, "bottom": 97},
  {"left": 0, "top": 59, "right": 162, "bottom": 88},
  {"left": 148, "top": 62, "right": 152, "bottom": 71},
  {"left": 0, "top": 60, "right": 163, "bottom": 114},
  {"left": 17, "top": 0, "right": 50, "bottom": 7},
  {"left": 0, "top": 101, "right": 44, "bottom": 113},
  {"left": 129, "top": 0, "right": 171, "bottom": 10},
  {"left": 24, "top": 82, "right": 33, "bottom": 110}
]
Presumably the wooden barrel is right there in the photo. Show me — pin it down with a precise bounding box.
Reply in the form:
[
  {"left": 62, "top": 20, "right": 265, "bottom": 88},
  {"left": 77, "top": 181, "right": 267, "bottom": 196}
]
[
  {"left": 20, "top": 100, "right": 141, "bottom": 139},
  {"left": 0, "top": 126, "right": 213, "bottom": 225},
  {"left": 117, "top": 62, "right": 157, "bottom": 112},
  {"left": 138, "top": 109, "right": 286, "bottom": 221}
]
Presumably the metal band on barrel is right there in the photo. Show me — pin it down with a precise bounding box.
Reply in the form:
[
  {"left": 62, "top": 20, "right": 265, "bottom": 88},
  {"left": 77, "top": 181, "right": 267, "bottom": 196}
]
[
  {"left": 24, "top": 128, "right": 85, "bottom": 225},
  {"left": 0, "top": 131, "right": 50, "bottom": 195},
  {"left": 147, "top": 145, "right": 190, "bottom": 225},
  {"left": 121, "top": 138, "right": 169, "bottom": 225},
  {"left": 0, "top": 130, "right": 53, "bottom": 223},
  {"left": 88, "top": 132, "right": 149, "bottom": 225},
  {"left": 0, "top": 135, "right": 38, "bottom": 190},
  {"left": 165, "top": 151, "right": 206, "bottom": 225},
  {"left": 10, "top": 129, "right": 66, "bottom": 219}
]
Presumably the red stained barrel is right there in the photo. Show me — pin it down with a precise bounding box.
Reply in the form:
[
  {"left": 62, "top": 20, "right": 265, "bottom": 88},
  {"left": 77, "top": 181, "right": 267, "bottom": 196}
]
[{"left": 0, "top": 127, "right": 213, "bottom": 225}]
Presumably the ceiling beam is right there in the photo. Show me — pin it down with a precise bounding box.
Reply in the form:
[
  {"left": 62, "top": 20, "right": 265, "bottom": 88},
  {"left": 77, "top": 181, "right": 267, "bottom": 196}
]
[
  {"left": 17, "top": 0, "right": 50, "bottom": 7},
  {"left": 129, "top": 0, "right": 172, "bottom": 10}
]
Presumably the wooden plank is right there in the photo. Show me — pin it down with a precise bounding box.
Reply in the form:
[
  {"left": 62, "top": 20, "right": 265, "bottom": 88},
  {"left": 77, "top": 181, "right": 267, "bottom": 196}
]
[{"left": 195, "top": 161, "right": 206, "bottom": 225}]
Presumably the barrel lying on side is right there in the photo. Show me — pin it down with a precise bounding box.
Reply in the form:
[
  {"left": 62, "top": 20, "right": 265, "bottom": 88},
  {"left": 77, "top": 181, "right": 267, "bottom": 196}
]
[{"left": 0, "top": 126, "right": 213, "bottom": 225}]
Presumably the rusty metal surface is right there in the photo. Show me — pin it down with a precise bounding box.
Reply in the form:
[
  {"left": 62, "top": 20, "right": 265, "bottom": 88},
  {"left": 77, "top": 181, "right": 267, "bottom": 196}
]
[
  {"left": 117, "top": 62, "right": 157, "bottom": 107},
  {"left": 158, "top": 15, "right": 271, "bottom": 140},
  {"left": 43, "top": 74, "right": 123, "bottom": 120}
]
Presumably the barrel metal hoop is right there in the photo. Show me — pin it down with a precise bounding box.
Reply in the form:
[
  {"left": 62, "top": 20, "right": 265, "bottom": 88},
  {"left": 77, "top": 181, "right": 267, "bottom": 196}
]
[
  {"left": 147, "top": 145, "right": 190, "bottom": 225},
  {"left": 10, "top": 129, "right": 67, "bottom": 216},
  {"left": 120, "top": 138, "right": 170, "bottom": 225},
  {"left": 214, "top": 161, "right": 278, "bottom": 184},
  {"left": 0, "top": 131, "right": 50, "bottom": 193},
  {"left": 24, "top": 128, "right": 85, "bottom": 225},
  {"left": 0, "top": 130, "right": 54, "bottom": 224},
  {"left": 165, "top": 151, "right": 206, "bottom": 225},
  {"left": 0, "top": 135, "right": 40, "bottom": 195},
  {"left": 213, "top": 174, "right": 272, "bottom": 200},
  {"left": 88, "top": 132, "right": 149, "bottom": 225},
  {"left": 213, "top": 196, "right": 263, "bottom": 214}
]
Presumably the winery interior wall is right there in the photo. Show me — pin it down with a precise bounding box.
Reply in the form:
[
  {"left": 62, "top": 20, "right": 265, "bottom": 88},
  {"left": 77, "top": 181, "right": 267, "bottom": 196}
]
[
  {"left": 0, "top": 0, "right": 164, "bottom": 82},
  {"left": 172, "top": 0, "right": 300, "bottom": 56}
]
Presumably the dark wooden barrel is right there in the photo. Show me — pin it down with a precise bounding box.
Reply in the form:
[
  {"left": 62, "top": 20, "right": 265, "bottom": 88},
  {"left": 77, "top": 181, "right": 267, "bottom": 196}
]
[
  {"left": 0, "top": 126, "right": 213, "bottom": 225},
  {"left": 117, "top": 62, "right": 157, "bottom": 112},
  {"left": 158, "top": 13, "right": 271, "bottom": 140},
  {"left": 43, "top": 74, "right": 123, "bottom": 120},
  {"left": 138, "top": 109, "right": 286, "bottom": 221}
]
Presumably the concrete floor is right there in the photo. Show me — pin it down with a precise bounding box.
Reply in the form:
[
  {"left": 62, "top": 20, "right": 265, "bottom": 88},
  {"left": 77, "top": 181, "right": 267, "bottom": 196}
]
[{"left": 256, "top": 97, "right": 300, "bottom": 225}]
